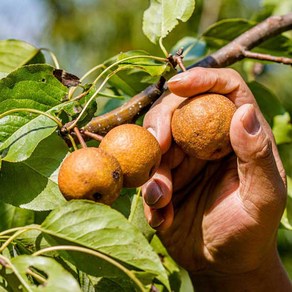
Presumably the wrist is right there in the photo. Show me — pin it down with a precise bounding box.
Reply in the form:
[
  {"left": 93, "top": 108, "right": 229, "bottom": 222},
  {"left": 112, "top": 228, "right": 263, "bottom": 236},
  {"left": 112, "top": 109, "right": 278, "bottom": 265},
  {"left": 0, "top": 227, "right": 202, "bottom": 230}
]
[{"left": 190, "top": 249, "right": 292, "bottom": 292}]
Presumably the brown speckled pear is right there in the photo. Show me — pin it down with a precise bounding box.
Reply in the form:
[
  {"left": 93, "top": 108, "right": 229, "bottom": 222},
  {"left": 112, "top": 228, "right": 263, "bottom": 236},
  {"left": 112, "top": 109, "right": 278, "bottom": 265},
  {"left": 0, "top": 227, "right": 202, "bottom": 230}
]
[
  {"left": 58, "top": 147, "right": 123, "bottom": 205},
  {"left": 99, "top": 124, "right": 161, "bottom": 188},
  {"left": 171, "top": 93, "right": 236, "bottom": 160}
]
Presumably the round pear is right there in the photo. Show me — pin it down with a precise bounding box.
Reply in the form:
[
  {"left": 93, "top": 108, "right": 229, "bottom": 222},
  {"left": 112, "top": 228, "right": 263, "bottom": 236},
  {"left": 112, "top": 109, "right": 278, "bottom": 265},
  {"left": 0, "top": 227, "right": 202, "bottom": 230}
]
[
  {"left": 171, "top": 93, "right": 236, "bottom": 160},
  {"left": 58, "top": 147, "right": 123, "bottom": 205},
  {"left": 99, "top": 124, "right": 161, "bottom": 188}
]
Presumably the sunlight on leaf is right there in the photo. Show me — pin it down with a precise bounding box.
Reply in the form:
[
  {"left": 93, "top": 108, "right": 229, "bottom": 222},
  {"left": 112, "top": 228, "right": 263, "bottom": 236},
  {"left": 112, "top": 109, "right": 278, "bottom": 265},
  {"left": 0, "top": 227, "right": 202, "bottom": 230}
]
[
  {"left": 41, "top": 200, "right": 170, "bottom": 290},
  {"left": 0, "top": 40, "right": 45, "bottom": 74},
  {"left": 143, "top": 0, "right": 195, "bottom": 44},
  {"left": 273, "top": 112, "right": 292, "bottom": 145},
  {"left": 11, "top": 255, "right": 81, "bottom": 291}
]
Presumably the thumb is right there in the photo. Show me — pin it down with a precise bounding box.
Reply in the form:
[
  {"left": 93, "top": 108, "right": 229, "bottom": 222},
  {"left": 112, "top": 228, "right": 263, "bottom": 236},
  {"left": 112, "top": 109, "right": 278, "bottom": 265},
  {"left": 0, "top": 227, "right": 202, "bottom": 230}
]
[{"left": 230, "top": 104, "right": 286, "bottom": 221}]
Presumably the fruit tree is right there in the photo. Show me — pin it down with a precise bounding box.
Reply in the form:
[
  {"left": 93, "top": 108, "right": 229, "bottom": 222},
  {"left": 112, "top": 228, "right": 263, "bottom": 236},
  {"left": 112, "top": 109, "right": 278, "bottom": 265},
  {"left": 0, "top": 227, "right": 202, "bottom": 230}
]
[{"left": 0, "top": 0, "right": 292, "bottom": 291}]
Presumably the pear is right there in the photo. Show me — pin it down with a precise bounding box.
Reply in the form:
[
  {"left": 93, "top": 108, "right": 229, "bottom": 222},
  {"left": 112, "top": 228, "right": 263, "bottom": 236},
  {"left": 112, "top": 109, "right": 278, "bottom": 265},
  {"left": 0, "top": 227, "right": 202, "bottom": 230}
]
[{"left": 171, "top": 93, "right": 236, "bottom": 160}]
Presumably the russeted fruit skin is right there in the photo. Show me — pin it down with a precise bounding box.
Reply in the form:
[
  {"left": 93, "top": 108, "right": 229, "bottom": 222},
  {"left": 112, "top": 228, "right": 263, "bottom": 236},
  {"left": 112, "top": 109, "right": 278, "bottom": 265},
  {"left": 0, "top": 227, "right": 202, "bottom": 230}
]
[
  {"left": 171, "top": 93, "right": 236, "bottom": 160},
  {"left": 58, "top": 147, "right": 123, "bottom": 205},
  {"left": 99, "top": 124, "right": 161, "bottom": 188}
]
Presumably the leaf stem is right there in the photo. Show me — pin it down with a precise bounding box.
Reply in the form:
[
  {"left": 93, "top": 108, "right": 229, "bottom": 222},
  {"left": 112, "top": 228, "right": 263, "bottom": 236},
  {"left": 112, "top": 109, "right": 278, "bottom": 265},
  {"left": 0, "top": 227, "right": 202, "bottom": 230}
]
[
  {"left": 66, "top": 66, "right": 132, "bottom": 131},
  {"left": 0, "top": 108, "right": 63, "bottom": 128},
  {"left": 0, "top": 225, "right": 41, "bottom": 253},
  {"left": 0, "top": 225, "right": 41, "bottom": 237},
  {"left": 26, "top": 268, "right": 47, "bottom": 285},
  {"left": 40, "top": 48, "right": 60, "bottom": 69},
  {"left": 159, "top": 37, "right": 169, "bottom": 58},
  {"left": 67, "top": 134, "right": 78, "bottom": 151},
  {"left": 91, "top": 54, "right": 167, "bottom": 89},
  {"left": 33, "top": 245, "right": 147, "bottom": 292},
  {"left": 67, "top": 64, "right": 106, "bottom": 100}
]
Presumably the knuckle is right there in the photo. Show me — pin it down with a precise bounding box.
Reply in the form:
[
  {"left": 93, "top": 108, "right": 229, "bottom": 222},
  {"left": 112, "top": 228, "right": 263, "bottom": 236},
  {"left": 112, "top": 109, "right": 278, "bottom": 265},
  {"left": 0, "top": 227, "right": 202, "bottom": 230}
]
[{"left": 255, "top": 136, "right": 273, "bottom": 161}]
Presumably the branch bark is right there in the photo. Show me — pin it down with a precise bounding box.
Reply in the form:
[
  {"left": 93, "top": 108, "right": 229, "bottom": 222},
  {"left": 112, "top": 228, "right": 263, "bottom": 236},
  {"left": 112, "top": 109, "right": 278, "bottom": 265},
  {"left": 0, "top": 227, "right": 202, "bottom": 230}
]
[{"left": 83, "top": 13, "right": 292, "bottom": 135}]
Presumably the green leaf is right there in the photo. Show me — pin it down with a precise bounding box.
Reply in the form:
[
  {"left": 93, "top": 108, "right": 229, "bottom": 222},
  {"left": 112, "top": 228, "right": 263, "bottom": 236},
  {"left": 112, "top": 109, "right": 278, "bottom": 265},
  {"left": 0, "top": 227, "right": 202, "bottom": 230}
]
[
  {"left": 104, "top": 50, "right": 168, "bottom": 96},
  {"left": 0, "top": 40, "right": 45, "bottom": 74},
  {"left": 151, "top": 235, "right": 181, "bottom": 292},
  {"left": 0, "top": 114, "right": 57, "bottom": 163},
  {"left": 41, "top": 200, "right": 170, "bottom": 290},
  {"left": 248, "top": 81, "right": 285, "bottom": 126},
  {"left": 0, "top": 202, "right": 34, "bottom": 232},
  {"left": 94, "top": 277, "right": 136, "bottom": 292},
  {"left": 0, "top": 64, "right": 68, "bottom": 162},
  {"left": 281, "top": 176, "right": 292, "bottom": 230},
  {"left": 273, "top": 112, "right": 292, "bottom": 145},
  {"left": 203, "top": 19, "right": 292, "bottom": 57},
  {"left": 128, "top": 193, "right": 155, "bottom": 241},
  {"left": 0, "top": 133, "right": 67, "bottom": 210},
  {"left": 170, "top": 37, "right": 207, "bottom": 63},
  {"left": 0, "top": 64, "right": 67, "bottom": 142},
  {"left": 143, "top": 0, "right": 196, "bottom": 44},
  {"left": 10, "top": 255, "right": 81, "bottom": 291},
  {"left": 278, "top": 143, "right": 292, "bottom": 178}
]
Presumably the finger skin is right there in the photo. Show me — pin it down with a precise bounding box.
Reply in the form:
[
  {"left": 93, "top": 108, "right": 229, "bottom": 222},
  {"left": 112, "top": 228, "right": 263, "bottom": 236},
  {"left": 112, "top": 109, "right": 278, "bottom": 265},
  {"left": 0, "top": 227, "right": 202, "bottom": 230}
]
[
  {"left": 230, "top": 104, "right": 286, "bottom": 227},
  {"left": 144, "top": 92, "right": 186, "bottom": 154},
  {"left": 168, "top": 67, "right": 255, "bottom": 107},
  {"left": 143, "top": 201, "right": 174, "bottom": 231}
]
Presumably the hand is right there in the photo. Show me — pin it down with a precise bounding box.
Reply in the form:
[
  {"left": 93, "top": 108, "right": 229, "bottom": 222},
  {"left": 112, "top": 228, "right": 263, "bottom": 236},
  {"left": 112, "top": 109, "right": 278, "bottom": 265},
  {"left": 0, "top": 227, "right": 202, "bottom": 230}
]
[{"left": 142, "top": 68, "right": 291, "bottom": 291}]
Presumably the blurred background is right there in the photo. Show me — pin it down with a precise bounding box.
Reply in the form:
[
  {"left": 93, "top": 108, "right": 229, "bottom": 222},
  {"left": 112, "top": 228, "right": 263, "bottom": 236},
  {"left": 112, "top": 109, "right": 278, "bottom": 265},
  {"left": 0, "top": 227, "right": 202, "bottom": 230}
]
[{"left": 1, "top": 0, "right": 292, "bottom": 279}]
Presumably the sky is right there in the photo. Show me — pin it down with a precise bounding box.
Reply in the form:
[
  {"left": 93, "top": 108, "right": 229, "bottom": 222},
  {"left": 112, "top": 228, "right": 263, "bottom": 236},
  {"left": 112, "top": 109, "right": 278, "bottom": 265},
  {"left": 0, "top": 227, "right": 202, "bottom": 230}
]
[{"left": 0, "top": 0, "right": 49, "bottom": 46}]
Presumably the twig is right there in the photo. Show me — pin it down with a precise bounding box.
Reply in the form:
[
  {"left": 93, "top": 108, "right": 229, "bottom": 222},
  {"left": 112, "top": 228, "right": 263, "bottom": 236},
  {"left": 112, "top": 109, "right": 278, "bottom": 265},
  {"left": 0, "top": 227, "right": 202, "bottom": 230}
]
[
  {"left": 242, "top": 50, "right": 292, "bottom": 65},
  {"left": 191, "top": 13, "right": 292, "bottom": 68}
]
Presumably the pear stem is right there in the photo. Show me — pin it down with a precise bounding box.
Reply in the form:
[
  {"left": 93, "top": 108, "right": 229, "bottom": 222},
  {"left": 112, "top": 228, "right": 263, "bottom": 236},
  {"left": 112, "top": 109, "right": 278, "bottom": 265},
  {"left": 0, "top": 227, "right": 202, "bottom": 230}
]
[{"left": 73, "top": 127, "right": 87, "bottom": 148}]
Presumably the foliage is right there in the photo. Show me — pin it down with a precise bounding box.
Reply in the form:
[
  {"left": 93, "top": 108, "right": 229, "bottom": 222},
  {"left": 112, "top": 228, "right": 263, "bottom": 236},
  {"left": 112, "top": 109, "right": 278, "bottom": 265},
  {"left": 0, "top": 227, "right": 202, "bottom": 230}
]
[{"left": 0, "top": 0, "right": 292, "bottom": 290}]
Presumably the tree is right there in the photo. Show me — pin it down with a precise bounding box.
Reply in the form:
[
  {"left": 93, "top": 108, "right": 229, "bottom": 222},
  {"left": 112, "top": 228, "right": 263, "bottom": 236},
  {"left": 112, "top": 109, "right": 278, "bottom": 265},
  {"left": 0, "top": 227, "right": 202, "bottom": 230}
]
[{"left": 0, "top": 1, "right": 291, "bottom": 290}]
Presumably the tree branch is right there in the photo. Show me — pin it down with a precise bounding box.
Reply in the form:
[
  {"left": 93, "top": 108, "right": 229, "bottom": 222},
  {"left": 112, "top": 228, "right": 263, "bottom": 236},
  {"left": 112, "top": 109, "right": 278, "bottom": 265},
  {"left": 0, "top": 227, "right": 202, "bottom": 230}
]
[
  {"left": 83, "top": 13, "right": 292, "bottom": 135},
  {"left": 242, "top": 50, "right": 292, "bottom": 65}
]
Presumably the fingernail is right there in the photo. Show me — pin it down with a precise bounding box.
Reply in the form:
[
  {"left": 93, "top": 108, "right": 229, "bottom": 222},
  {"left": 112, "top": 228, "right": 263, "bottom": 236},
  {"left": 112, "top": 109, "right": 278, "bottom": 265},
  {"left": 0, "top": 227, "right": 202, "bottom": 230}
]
[
  {"left": 144, "top": 181, "right": 162, "bottom": 205},
  {"left": 149, "top": 210, "right": 164, "bottom": 228},
  {"left": 241, "top": 104, "right": 261, "bottom": 135},
  {"left": 168, "top": 72, "right": 188, "bottom": 83}
]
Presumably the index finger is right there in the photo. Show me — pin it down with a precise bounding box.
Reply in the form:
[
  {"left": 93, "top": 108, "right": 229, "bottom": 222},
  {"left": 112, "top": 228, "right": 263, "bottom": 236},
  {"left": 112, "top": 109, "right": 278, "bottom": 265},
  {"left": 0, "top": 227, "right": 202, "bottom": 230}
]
[{"left": 167, "top": 67, "right": 256, "bottom": 107}]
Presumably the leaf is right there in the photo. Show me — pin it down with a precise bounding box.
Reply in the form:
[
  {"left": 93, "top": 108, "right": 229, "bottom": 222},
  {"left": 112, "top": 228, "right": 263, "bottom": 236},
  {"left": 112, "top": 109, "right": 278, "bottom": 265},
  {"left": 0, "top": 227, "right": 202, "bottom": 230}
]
[
  {"left": 0, "top": 39, "right": 45, "bottom": 74},
  {"left": 0, "top": 202, "right": 34, "bottom": 232},
  {"left": 278, "top": 143, "right": 292, "bottom": 178},
  {"left": 41, "top": 200, "right": 170, "bottom": 290},
  {"left": 170, "top": 37, "right": 207, "bottom": 63},
  {"left": 272, "top": 112, "right": 292, "bottom": 145},
  {"left": 143, "top": 0, "right": 196, "bottom": 44},
  {"left": 281, "top": 176, "right": 292, "bottom": 230},
  {"left": 248, "top": 81, "right": 285, "bottom": 126},
  {"left": 151, "top": 235, "right": 181, "bottom": 292},
  {"left": 203, "top": 19, "right": 292, "bottom": 57},
  {"left": 104, "top": 50, "right": 168, "bottom": 96},
  {"left": 0, "top": 64, "right": 68, "bottom": 162},
  {"left": 94, "top": 277, "right": 136, "bottom": 292},
  {"left": 10, "top": 255, "right": 81, "bottom": 291},
  {"left": 0, "top": 133, "right": 67, "bottom": 210},
  {"left": 128, "top": 193, "right": 155, "bottom": 241},
  {"left": 0, "top": 115, "right": 58, "bottom": 163}
]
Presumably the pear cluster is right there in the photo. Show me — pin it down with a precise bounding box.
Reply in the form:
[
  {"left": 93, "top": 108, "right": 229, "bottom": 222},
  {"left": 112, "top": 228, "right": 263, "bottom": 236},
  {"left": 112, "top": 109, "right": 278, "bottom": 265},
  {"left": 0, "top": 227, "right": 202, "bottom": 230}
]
[{"left": 58, "top": 124, "right": 161, "bottom": 205}]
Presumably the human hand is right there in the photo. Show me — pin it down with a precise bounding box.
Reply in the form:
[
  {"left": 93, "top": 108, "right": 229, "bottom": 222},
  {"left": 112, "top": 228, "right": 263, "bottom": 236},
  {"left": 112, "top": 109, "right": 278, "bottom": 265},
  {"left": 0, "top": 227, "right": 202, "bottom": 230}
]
[{"left": 142, "top": 68, "right": 290, "bottom": 290}]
